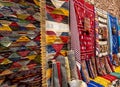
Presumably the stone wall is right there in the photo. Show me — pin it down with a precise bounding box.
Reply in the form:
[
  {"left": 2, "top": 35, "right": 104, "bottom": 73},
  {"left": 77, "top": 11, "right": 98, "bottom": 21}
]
[{"left": 85, "top": 0, "right": 120, "bottom": 18}]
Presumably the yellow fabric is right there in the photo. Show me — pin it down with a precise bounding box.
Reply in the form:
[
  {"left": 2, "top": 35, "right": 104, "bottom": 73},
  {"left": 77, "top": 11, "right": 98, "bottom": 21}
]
[
  {"left": 46, "top": 68, "right": 52, "bottom": 80},
  {"left": 33, "top": 0, "right": 40, "bottom": 6},
  {"left": 0, "top": 20, "right": 11, "bottom": 25},
  {"left": 20, "top": 66, "right": 28, "bottom": 71},
  {"left": 65, "top": 57, "right": 71, "bottom": 81},
  {"left": 27, "top": 55, "right": 37, "bottom": 60},
  {"left": 26, "top": 24, "right": 36, "bottom": 30},
  {"left": 114, "top": 66, "right": 120, "bottom": 73},
  {"left": 17, "top": 14, "right": 29, "bottom": 19},
  {"left": 0, "top": 24, "right": 12, "bottom": 31},
  {"left": 17, "top": 36, "right": 30, "bottom": 42},
  {"left": 92, "top": 76, "right": 111, "bottom": 87},
  {"left": 54, "top": 37, "right": 63, "bottom": 44},
  {"left": 11, "top": 85, "right": 17, "bottom": 87},
  {"left": 0, "top": 2, "right": 3, "bottom": 7},
  {"left": 52, "top": 8, "right": 69, "bottom": 16},
  {"left": 0, "top": 79, "right": 4, "bottom": 85},
  {"left": 0, "top": 59, "right": 12, "bottom": 65},
  {"left": 0, "top": 69, "right": 13, "bottom": 76},
  {"left": 60, "top": 50, "right": 67, "bottom": 56},
  {"left": 46, "top": 35, "right": 57, "bottom": 44},
  {"left": 19, "top": 0, "right": 28, "bottom": 6},
  {"left": 0, "top": 2, "right": 13, "bottom": 7}
]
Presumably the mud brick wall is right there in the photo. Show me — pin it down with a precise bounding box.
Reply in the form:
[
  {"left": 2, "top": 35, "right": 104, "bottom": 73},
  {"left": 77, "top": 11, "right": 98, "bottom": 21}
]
[{"left": 85, "top": 0, "right": 120, "bottom": 18}]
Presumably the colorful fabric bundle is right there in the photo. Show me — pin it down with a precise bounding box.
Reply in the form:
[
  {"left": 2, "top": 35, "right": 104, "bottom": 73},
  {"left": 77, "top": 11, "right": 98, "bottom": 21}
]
[
  {"left": 111, "top": 72, "right": 120, "bottom": 79},
  {"left": 46, "top": 50, "right": 80, "bottom": 87},
  {"left": 56, "top": 55, "right": 68, "bottom": 87},
  {"left": 101, "top": 74, "right": 119, "bottom": 87},
  {"left": 92, "top": 76, "right": 111, "bottom": 87},
  {"left": 108, "top": 14, "right": 119, "bottom": 66},
  {"left": 95, "top": 8, "right": 109, "bottom": 57},
  {"left": 67, "top": 50, "right": 87, "bottom": 86},
  {"left": 110, "top": 72, "right": 120, "bottom": 86},
  {"left": 0, "top": 0, "right": 41, "bottom": 86},
  {"left": 95, "top": 8, "right": 113, "bottom": 75}
]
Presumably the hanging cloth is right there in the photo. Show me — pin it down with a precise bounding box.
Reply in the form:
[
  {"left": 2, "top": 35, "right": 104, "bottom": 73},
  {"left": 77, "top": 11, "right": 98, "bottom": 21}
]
[
  {"left": 56, "top": 55, "right": 68, "bottom": 87},
  {"left": 70, "top": 0, "right": 81, "bottom": 63},
  {"left": 108, "top": 14, "right": 119, "bottom": 66},
  {"left": 108, "top": 14, "right": 119, "bottom": 55}
]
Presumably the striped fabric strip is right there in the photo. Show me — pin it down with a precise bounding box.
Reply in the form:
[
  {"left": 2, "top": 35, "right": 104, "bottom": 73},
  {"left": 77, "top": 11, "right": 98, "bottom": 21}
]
[
  {"left": 68, "top": 50, "right": 79, "bottom": 80},
  {"left": 70, "top": 0, "right": 81, "bottom": 63},
  {"left": 51, "top": 62, "right": 60, "bottom": 87},
  {"left": 118, "top": 25, "right": 120, "bottom": 58},
  {"left": 108, "top": 14, "right": 113, "bottom": 56},
  {"left": 88, "top": 81, "right": 104, "bottom": 87},
  {"left": 56, "top": 55, "right": 68, "bottom": 87}
]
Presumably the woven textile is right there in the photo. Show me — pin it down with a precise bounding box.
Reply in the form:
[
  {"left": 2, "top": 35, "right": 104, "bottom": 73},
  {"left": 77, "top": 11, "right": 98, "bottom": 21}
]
[
  {"left": 46, "top": 0, "right": 70, "bottom": 86},
  {"left": 0, "top": 1, "right": 41, "bottom": 86},
  {"left": 108, "top": 14, "right": 119, "bottom": 66},
  {"left": 95, "top": 8, "right": 113, "bottom": 75},
  {"left": 46, "top": 0, "right": 70, "bottom": 59},
  {"left": 73, "top": 0, "right": 95, "bottom": 60},
  {"left": 95, "top": 8, "right": 109, "bottom": 57},
  {"left": 73, "top": 0, "right": 96, "bottom": 82},
  {"left": 108, "top": 14, "right": 119, "bottom": 55}
]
